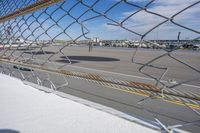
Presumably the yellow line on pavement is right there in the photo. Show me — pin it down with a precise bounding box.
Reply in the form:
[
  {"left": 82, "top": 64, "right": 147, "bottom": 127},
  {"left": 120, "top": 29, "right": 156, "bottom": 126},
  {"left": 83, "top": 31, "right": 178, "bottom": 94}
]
[
  {"left": 105, "top": 84, "right": 200, "bottom": 110},
  {"left": 164, "top": 99, "right": 200, "bottom": 110},
  {"left": 1, "top": 58, "right": 199, "bottom": 110}
]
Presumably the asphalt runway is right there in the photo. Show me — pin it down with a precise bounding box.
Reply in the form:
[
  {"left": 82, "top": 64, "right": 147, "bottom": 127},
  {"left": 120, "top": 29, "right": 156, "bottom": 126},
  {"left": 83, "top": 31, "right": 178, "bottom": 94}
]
[
  {"left": 2, "top": 46, "right": 200, "bottom": 132},
  {"left": 10, "top": 45, "right": 200, "bottom": 87},
  {"left": 7, "top": 46, "right": 200, "bottom": 83}
]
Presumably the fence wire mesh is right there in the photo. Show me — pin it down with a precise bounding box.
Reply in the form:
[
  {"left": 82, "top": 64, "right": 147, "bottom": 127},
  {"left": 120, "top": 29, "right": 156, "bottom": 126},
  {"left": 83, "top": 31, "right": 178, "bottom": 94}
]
[{"left": 0, "top": 0, "right": 200, "bottom": 132}]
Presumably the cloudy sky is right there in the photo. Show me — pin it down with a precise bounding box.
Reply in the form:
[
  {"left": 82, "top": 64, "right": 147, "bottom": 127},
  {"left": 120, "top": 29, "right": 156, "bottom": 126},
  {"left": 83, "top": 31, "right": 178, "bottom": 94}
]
[
  {"left": 2, "top": 0, "right": 199, "bottom": 40},
  {"left": 91, "top": 0, "right": 200, "bottom": 40}
]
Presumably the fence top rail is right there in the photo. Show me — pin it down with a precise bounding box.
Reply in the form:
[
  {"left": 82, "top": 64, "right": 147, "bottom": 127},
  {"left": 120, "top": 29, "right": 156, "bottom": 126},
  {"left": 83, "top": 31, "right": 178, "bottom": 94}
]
[{"left": 0, "top": 0, "right": 63, "bottom": 24}]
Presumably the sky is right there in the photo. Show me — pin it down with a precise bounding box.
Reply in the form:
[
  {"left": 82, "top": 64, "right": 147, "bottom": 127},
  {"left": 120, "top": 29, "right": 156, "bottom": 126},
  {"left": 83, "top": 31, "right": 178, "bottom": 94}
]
[{"left": 1, "top": 0, "right": 200, "bottom": 40}]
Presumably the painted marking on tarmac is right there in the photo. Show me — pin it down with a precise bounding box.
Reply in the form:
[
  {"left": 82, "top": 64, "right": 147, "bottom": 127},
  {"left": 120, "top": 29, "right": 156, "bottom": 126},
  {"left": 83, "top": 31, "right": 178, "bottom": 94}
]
[
  {"left": 3, "top": 58, "right": 199, "bottom": 109},
  {"left": 104, "top": 84, "right": 200, "bottom": 110},
  {"left": 68, "top": 65, "right": 200, "bottom": 89}
]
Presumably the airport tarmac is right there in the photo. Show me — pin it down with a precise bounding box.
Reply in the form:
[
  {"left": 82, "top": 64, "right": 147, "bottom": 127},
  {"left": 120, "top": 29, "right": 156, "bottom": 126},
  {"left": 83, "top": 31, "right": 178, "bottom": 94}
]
[
  {"left": 8, "top": 45, "right": 200, "bottom": 87},
  {"left": 1, "top": 46, "right": 200, "bottom": 132}
]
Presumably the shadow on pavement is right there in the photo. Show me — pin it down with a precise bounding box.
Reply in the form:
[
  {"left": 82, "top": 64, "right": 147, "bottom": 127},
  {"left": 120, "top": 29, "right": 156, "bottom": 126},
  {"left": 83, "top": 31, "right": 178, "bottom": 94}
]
[
  {"left": 24, "top": 51, "right": 56, "bottom": 55},
  {"left": 55, "top": 59, "right": 80, "bottom": 64},
  {"left": 0, "top": 129, "right": 20, "bottom": 133},
  {"left": 60, "top": 56, "right": 120, "bottom": 62}
]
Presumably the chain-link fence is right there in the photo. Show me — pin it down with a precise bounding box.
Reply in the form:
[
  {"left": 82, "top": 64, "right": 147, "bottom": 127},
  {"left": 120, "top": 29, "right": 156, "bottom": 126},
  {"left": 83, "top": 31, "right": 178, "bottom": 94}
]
[{"left": 0, "top": 0, "right": 200, "bottom": 132}]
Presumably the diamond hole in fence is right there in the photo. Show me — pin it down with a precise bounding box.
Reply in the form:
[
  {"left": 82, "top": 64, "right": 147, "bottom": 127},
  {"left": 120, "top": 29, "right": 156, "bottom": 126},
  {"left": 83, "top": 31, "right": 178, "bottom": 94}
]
[
  {"left": 122, "top": 10, "right": 166, "bottom": 36},
  {"left": 172, "top": 3, "right": 200, "bottom": 34},
  {"left": 105, "top": 1, "right": 141, "bottom": 23},
  {"left": 68, "top": 2, "right": 90, "bottom": 19}
]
